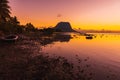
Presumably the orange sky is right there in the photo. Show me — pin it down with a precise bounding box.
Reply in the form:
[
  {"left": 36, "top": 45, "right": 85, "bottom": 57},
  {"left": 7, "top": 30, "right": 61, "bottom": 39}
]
[{"left": 9, "top": 0, "right": 120, "bottom": 30}]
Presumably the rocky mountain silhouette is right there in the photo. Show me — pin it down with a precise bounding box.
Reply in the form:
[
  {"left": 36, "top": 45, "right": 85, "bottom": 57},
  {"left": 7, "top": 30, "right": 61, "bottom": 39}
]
[{"left": 54, "top": 22, "right": 75, "bottom": 32}]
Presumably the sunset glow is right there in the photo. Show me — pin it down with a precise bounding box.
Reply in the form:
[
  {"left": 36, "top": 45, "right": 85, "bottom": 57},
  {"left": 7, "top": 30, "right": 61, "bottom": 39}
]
[{"left": 9, "top": 0, "right": 120, "bottom": 30}]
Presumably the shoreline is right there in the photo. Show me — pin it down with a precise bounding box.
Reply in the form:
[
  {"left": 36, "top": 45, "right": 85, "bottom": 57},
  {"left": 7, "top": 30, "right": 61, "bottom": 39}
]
[
  {"left": 0, "top": 34, "right": 93, "bottom": 80},
  {"left": 0, "top": 33, "right": 120, "bottom": 80}
]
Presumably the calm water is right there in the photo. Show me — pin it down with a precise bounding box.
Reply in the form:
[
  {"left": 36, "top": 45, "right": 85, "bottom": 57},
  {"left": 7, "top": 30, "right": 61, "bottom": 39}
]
[{"left": 41, "top": 33, "right": 120, "bottom": 80}]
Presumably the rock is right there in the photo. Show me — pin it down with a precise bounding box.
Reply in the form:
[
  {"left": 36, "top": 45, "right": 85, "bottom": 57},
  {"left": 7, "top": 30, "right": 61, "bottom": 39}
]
[{"left": 54, "top": 22, "right": 75, "bottom": 32}]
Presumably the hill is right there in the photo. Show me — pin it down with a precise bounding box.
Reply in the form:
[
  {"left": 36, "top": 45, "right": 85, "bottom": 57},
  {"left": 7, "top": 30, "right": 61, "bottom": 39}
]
[{"left": 54, "top": 22, "right": 75, "bottom": 32}]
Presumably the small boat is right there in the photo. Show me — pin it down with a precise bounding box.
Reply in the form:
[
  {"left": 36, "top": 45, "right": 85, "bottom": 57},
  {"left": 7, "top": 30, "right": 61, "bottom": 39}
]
[
  {"left": 86, "top": 36, "right": 93, "bottom": 39},
  {"left": 1, "top": 35, "right": 18, "bottom": 42}
]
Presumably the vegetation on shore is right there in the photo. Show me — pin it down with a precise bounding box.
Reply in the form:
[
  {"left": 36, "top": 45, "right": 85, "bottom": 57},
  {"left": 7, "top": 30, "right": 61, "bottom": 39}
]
[{"left": 0, "top": 0, "right": 57, "bottom": 35}]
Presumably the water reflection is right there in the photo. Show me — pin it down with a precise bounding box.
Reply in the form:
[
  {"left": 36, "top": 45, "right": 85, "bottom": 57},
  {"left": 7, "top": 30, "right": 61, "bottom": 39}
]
[
  {"left": 41, "top": 33, "right": 120, "bottom": 80},
  {"left": 40, "top": 33, "right": 72, "bottom": 46},
  {"left": 41, "top": 33, "right": 120, "bottom": 46},
  {"left": 54, "top": 33, "right": 72, "bottom": 42}
]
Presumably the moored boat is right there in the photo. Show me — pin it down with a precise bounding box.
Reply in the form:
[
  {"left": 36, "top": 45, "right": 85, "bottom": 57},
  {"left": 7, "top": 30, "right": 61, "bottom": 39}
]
[
  {"left": 1, "top": 35, "right": 18, "bottom": 42},
  {"left": 86, "top": 36, "right": 93, "bottom": 39}
]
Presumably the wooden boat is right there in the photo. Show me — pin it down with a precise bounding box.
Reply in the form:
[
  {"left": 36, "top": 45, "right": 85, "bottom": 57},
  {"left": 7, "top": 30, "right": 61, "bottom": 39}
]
[
  {"left": 86, "top": 36, "right": 93, "bottom": 39},
  {"left": 1, "top": 35, "right": 18, "bottom": 42}
]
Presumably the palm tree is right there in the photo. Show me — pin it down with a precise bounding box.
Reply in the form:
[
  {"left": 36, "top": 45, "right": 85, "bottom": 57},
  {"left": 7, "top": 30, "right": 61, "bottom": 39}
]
[{"left": 0, "top": 0, "right": 11, "bottom": 23}]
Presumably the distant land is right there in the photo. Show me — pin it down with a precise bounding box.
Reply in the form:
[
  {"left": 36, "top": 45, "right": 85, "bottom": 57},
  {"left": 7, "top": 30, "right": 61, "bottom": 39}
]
[
  {"left": 54, "top": 22, "right": 120, "bottom": 33},
  {"left": 75, "top": 29, "right": 120, "bottom": 33}
]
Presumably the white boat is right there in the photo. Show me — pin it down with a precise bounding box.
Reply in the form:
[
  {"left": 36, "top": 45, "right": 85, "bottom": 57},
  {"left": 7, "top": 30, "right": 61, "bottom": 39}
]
[{"left": 1, "top": 35, "right": 18, "bottom": 42}]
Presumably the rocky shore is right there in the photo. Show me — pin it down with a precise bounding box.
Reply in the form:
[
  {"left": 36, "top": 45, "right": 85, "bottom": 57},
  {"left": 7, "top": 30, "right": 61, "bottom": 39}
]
[{"left": 0, "top": 34, "right": 93, "bottom": 80}]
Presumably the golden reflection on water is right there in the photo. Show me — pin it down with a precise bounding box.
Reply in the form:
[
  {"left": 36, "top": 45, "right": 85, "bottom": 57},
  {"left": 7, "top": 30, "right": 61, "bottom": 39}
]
[
  {"left": 42, "top": 33, "right": 120, "bottom": 66},
  {"left": 42, "top": 33, "right": 120, "bottom": 62},
  {"left": 72, "top": 33, "right": 120, "bottom": 58},
  {"left": 41, "top": 33, "right": 120, "bottom": 80}
]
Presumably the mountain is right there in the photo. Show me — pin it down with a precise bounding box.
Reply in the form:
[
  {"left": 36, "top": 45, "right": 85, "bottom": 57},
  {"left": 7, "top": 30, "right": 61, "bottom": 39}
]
[{"left": 54, "top": 22, "right": 75, "bottom": 32}]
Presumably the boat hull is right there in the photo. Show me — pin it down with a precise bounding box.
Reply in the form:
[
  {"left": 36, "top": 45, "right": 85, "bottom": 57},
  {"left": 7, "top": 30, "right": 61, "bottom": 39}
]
[
  {"left": 1, "top": 35, "right": 18, "bottom": 43},
  {"left": 86, "top": 36, "right": 93, "bottom": 39}
]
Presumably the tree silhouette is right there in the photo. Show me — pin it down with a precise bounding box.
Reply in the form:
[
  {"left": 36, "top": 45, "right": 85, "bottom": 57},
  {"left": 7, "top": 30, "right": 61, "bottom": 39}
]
[
  {"left": 25, "top": 23, "right": 35, "bottom": 32},
  {"left": 8, "top": 16, "right": 20, "bottom": 25},
  {"left": 0, "top": 0, "right": 11, "bottom": 23}
]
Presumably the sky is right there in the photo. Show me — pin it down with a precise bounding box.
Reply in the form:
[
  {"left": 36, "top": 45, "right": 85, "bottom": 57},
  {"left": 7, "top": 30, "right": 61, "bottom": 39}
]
[{"left": 9, "top": 0, "right": 120, "bottom": 30}]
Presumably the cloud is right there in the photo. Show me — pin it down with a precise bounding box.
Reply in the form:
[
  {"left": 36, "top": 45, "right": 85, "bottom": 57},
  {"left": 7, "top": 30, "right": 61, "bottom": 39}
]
[{"left": 57, "top": 14, "right": 62, "bottom": 17}]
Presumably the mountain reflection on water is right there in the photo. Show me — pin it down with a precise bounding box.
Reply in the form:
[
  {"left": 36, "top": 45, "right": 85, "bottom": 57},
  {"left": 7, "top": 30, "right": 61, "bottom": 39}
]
[
  {"left": 41, "top": 32, "right": 120, "bottom": 80},
  {"left": 40, "top": 33, "right": 72, "bottom": 46}
]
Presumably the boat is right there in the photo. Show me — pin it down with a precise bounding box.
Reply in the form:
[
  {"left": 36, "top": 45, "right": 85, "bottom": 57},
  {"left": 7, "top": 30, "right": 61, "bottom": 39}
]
[
  {"left": 1, "top": 35, "right": 18, "bottom": 42},
  {"left": 86, "top": 36, "right": 93, "bottom": 39}
]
